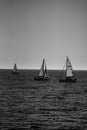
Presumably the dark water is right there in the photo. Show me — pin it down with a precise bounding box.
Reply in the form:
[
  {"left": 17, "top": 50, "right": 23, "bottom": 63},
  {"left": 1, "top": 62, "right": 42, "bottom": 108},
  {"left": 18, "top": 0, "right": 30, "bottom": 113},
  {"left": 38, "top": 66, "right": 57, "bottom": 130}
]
[{"left": 0, "top": 70, "right": 87, "bottom": 130}]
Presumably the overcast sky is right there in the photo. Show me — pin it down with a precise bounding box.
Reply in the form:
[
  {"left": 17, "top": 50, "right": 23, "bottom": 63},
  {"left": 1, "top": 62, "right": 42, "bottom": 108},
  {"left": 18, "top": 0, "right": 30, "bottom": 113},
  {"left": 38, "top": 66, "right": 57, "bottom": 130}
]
[{"left": 0, "top": 0, "right": 87, "bottom": 70}]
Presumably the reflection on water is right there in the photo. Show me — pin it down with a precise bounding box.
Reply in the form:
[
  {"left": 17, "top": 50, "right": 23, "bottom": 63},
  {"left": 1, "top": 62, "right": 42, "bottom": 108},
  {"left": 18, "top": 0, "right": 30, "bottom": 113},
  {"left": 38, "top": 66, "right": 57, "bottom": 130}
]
[{"left": 0, "top": 70, "right": 87, "bottom": 130}]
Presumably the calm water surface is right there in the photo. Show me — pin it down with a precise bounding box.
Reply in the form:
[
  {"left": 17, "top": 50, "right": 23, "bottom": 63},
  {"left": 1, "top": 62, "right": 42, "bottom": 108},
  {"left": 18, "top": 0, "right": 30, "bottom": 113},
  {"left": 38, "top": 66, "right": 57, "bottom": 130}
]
[{"left": 0, "top": 70, "right": 87, "bottom": 130}]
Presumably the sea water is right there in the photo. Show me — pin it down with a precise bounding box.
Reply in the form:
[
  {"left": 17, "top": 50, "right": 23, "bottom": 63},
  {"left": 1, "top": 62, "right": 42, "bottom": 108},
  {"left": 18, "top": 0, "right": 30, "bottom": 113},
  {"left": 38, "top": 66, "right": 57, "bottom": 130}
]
[{"left": 0, "top": 70, "right": 87, "bottom": 130}]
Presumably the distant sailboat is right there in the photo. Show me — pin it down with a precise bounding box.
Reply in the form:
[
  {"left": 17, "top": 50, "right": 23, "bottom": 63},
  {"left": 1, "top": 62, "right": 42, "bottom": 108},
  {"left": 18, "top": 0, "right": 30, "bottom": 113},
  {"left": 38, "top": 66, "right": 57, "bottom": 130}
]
[
  {"left": 12, "top": 63, "right": 19, "bottom": 74},
  {"left": 59, "top": 56, "right": 77, "bottom": 83},
  {"left": 34, "top": 59, "right": 49, "bottom": 80}
]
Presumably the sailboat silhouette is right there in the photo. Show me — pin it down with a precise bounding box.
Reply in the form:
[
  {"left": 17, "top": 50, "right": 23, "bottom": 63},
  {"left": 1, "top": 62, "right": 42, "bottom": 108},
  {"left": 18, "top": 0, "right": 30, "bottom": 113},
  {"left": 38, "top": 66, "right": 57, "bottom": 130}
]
[
  {"left": 12, "top": 63, "right": 19, "bottom": 74},
  {"left": 59, "top": 56, "right": 77, "bottom": 83},
  {"left": 34, "top": 58, "right": 49, "bottom": 80}
]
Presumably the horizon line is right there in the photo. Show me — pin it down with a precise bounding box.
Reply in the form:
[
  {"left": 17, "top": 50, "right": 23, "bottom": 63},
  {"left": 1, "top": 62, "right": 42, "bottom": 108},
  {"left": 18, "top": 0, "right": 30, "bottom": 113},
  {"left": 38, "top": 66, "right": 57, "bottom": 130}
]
[{"left": 0, "top": 68, "right": 87, "bottom": 71}]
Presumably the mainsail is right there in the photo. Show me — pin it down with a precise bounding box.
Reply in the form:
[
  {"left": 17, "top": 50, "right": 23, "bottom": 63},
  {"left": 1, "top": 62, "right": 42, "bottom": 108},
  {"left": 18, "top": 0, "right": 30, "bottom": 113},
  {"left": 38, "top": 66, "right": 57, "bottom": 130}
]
[
  {"left": 44, "top": 60, "right": 49, "bottom": 77},
  {"left": 13, "top": 63, "right": 17, "bottom": 72},
  {"left": 66, "top": 57, "right": 73, "bottom": 77},
  {"left": 39, "top": 59, "right": 49, "bottom": 77},
  {"left": 39, "top": 59, "right": 44, "bottom": 76}
]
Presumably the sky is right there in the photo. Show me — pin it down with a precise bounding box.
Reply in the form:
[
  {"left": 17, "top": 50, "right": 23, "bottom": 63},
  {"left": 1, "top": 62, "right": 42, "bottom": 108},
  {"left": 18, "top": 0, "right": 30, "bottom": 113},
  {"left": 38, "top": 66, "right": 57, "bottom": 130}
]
[{"left": 0, "top": 0, "right": 87, "bottom": 70}]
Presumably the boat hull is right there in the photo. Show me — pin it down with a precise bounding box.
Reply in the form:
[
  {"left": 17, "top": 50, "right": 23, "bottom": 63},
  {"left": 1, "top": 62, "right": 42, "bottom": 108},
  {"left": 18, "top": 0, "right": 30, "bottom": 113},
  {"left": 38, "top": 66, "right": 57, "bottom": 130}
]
[
  {"left": 34, "top": 76, "right": 49, "bottom": 81},
  {"left": 11, "top": 71, "right": 19, "bottom": 74},
  {"left": 59, "top": 77, "right": 77, "bottom": 83}
]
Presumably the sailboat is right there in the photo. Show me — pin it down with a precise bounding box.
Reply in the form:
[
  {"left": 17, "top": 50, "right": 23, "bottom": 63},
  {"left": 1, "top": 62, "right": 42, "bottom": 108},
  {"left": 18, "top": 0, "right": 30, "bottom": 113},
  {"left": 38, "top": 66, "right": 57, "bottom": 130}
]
[
  {"left": 34, "top": 59, "right": 49, "bottom": 80},
  {"left": 12, "top": 63, "right": 19, "bottom": 74},
  {"left": 59, "top": 56, "right": 77, "bottom": 83}
]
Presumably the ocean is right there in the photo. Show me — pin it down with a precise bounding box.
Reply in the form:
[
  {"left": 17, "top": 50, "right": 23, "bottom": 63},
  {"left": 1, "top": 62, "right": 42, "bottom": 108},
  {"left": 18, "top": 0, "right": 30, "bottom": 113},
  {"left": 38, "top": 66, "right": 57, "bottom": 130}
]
[{"left": 0, "top": 70, "right": 87, "bottom": 130}]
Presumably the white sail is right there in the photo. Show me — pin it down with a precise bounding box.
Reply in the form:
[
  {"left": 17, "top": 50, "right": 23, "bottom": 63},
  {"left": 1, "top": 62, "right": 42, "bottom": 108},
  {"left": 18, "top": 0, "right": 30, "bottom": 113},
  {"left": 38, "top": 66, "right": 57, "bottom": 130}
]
[
  {"left": 66, "top": 57, "right": 73, "bottom": 77},
  {"left": 13, "top": 63, "right": 17, "bottom": 72},
  {"left": 39, "top": 59, "right": 49, "bottom": 77},
  {"left": 44, "top": 61, "right": 49, "bottom": 77},
  {"left": 39, "top": 59, "right": 44, "bottom": 76}
]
